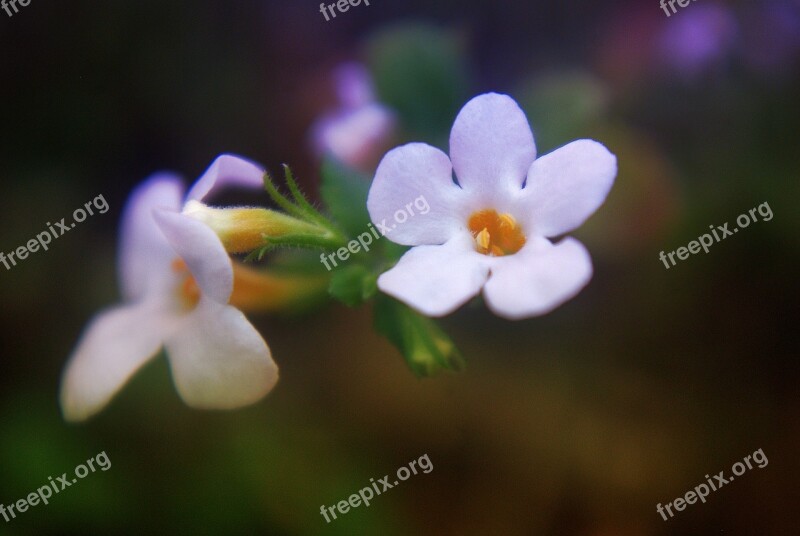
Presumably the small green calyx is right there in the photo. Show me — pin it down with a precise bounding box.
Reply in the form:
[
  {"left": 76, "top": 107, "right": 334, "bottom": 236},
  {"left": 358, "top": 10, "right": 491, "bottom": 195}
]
[{"left": 374, "top": 294, "right": 465, "bottom": 377}]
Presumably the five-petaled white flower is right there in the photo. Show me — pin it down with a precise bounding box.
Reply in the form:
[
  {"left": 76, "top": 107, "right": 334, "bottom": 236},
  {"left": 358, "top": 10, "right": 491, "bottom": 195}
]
[
  {"left": 60, "top": 155, "right": 278, "bottom": 422},
  {"left": 367, "top": 93, "right": 617, "bottom": 320}
]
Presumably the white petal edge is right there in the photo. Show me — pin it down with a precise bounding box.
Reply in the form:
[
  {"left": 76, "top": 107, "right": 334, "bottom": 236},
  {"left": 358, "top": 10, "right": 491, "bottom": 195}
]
[
  {"left": 368, "top": 142, "right": 470, "bottom": 246},
  {"left": 164, "top": 298, "right": 278, "bottom": 409},
  {"left": 152, "top": 210, "right": 233, "bottom": 304},
  {"left": 185, "top": 154, "right": 266, "bottom": 203},
  {"left": 483, "top": 237, "right": 593, "bottom": 320},
  {"left": 449, "top": 93, "right": 536, "bottom": 199},
  {"left": 518, "top": 139, "right": 617, "bottom": 237},
  {"left": 377, "top": 233, "right": 490, "bottom": 317},
  {"left": 60, "top": 301, "right": 176, "bottom": 422},
  {"left": 119, "top": 174, "right": 185, "bottom": 302}
]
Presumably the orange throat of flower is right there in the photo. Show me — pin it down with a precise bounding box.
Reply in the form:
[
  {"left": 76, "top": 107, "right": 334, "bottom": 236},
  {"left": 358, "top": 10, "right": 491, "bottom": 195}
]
[
  {"left": 171, "top": 257, "right": 329, "bottom": 314},
  {"left": 468, "top": 209, "right": 526, "bottom": 256},
  {"left": 172, "top": 259, "right": 201, "bottom": 310}
]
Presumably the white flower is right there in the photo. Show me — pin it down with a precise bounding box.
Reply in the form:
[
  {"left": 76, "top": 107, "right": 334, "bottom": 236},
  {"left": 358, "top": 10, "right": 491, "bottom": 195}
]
[
  {"left": 60, "top": 155, "right": 278, "bottom": 422},
  {"left": 367, "top": 93, "right": 617, "bottom": 320}
]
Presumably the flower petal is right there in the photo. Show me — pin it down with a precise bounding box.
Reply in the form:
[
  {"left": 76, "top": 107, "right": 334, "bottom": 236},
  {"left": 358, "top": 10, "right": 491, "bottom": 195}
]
[
  {"left": 334, "top": 62, "right": 375, "bottom": 108},
  {"left": 185, "top": 154, "right": 265, "bottom": 203},
  {"left": 483, "top": 237, "right": 593, "bottom": 320},
  {"left": 377, "top": 233, "right": 489, "bottom": 316},
  {"left": 60, "top": 302, "right": 175, "bottom": 422},
  {"left": 119, "top": 174, "right": 185, "bottom": 302},
  {"left": 312, "top": 104, "right": 395, "bottom": 168},
  {"left": 152, "top": 210, "right": 233, "bottom": 304},
  {"left": 368, "top": 142, "right": 470, "bottom": 245},
  {"left": 518, "top": 140, "right": 617, "bottom": 237},
  {"left": 449, "top": 93, "right": 536, "bottom": 197},
  {"left": 165, "top": 298, "right": 278, "bottom": 409}
]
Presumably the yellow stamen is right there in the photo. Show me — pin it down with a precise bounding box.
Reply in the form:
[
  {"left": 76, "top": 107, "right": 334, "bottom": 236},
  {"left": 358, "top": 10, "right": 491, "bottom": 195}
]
[
  {"left": 467, "top": 209, "right": 526, "bottom": 256},
  {"left": 476, "top": 228, "right": 491, "bottom": 251},
  {"left": 499, "top": 213, "right": 517, "bottom": 230}
]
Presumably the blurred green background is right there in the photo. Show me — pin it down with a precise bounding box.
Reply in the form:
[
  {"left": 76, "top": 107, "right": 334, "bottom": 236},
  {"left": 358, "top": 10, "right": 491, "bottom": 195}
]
[{"left": 1, "top": 1, "right": 798, "bottom": 534}]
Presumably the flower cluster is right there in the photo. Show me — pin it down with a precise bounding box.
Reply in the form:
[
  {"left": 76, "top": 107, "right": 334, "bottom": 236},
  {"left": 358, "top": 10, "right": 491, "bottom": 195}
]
[{"left": 61, "top": 90, "right": 616, "bottom": 421}]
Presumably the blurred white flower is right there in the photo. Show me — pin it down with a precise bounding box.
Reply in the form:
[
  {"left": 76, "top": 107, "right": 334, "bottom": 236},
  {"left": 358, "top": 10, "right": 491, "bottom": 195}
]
[{"left": 60, "top": 155, "right": 278, "bottom": 422}]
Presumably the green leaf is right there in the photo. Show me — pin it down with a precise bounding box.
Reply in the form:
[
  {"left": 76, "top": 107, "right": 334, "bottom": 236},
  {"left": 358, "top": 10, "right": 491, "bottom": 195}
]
[
  {"left": 328, "top": 264, "right": 378, "bottom": 307},
  {"left": 319, "top": 158, "right": 372, "bottom": 238},
  {"left": 373, "top": 294, "right": 465, "bottom": 377},
  {"left": 367, "top": 24, "right": 469, "bottom": 142},
  {"left": 516, "top": 72, "right": 609, "bottom": 153},
  {"left": 382, "top": 241, "right": 409, "bottom": 263}
]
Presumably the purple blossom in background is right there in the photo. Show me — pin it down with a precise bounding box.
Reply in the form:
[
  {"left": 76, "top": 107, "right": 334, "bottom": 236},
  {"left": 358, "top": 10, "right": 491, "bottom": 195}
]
[
  {"left": 335, "top": 62, "right": 375, "bottom": 109},
  {"left": 658, "top": 3, "right": 738, "bottom": 77},
  {"left": 310, "top": 62, "right": 395, "bottom": 171}
]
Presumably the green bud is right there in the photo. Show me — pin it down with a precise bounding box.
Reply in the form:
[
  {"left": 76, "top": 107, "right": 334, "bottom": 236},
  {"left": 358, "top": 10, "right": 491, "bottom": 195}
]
[{"left": 374, "top": 294, "right": 465, "bottom": 377}]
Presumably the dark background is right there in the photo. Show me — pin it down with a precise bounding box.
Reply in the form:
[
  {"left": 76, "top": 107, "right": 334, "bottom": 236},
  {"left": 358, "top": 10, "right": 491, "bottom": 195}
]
[{"left": 0, "top": 0, "right": 798, "bottom": 534}]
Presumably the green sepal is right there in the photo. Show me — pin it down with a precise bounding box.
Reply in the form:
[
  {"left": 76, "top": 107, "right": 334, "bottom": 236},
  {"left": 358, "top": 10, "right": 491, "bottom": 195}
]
[
  {"left": 262, "top": 169, "right": 310, "bottom": 220},
  {"left": 328, "top": 264, "right": 378, "bottom": 307},
  {"left": 373, "top": 294, "right": 465, "bottom": 377},
  {"left": 281, "top": 164, "right": 333, "bottom": 228},
  {"left": 244, "top": 231, "right": 345, "bottom": 262},
  {"left": 250, "top": 166, "right": 347, "bottom": 258},
  {"left": 319, "top": 158, "right": 371, "bottom": 238}
]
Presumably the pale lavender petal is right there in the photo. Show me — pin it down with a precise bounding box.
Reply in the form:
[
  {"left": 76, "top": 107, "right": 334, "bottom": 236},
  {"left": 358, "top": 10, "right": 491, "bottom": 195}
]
[
  {"left": 335, "top": 62, "right": 375, "bottom": 109},
  {"left": 311, "top": 103, "right": 395, "bottom": 167},
  {"left": 60, "top": 301, "right": 177, "bottom": 422},
  {"left": 368, "top": 142, "right": 471, "bottom": 245},
  {"left": 119, "top": 173, "right": 185, "bottom": 302},
  {"left": 449, "top": 93, "right": 536, "bottom": 198},
  {"left": 153, "top": 210, "right": 233, "bottom": 304},
  {"left": 483, "top": 237, "right": 593, "bottom": 320},
  {"left": 377, "top": 233, "right": 490, "bottom": 317},
  {"left": 185, "top": 154, "right": 265, "bottom": 203},
  {"left": 165, "top": 298, "right": 278, "bottom": 409},
  {"left": 516, "top": 140, "right": 617, "bottom": 238}
]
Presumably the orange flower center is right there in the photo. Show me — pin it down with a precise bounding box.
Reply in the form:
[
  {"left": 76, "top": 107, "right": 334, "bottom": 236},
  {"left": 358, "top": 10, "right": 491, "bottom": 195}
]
[
  {"left": 171, "top": 258, "right": 329, "bottom": 314},
  {"left": 467, "top": 209, "right": 526, "bottom": 256},
  {"left": 171, "top": 259, "right": 201, "bottom": 310}
]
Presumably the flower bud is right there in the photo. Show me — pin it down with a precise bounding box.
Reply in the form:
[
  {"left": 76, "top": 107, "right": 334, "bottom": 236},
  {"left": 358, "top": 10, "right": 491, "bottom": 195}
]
[{"left": 183, "top": 200, "right": 333, "bottom": 254}]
